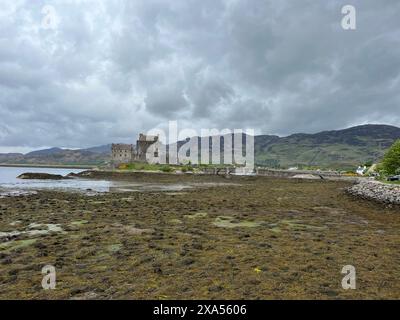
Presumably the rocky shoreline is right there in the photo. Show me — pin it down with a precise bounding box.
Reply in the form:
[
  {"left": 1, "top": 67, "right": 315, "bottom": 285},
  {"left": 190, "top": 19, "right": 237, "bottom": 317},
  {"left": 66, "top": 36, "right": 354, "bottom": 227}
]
[
  {"left": 347, "top": 180, "right": 400, "bottom": 205},
  {"left": 1, "top": 173, "right": 400, "bottom": 299}
]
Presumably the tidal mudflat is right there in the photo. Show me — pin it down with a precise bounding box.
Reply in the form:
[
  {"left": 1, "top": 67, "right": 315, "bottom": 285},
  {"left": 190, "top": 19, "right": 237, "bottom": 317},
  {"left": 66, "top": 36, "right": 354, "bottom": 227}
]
[{"left": 0, "top": 173, "right": 399, "bottom": 299}]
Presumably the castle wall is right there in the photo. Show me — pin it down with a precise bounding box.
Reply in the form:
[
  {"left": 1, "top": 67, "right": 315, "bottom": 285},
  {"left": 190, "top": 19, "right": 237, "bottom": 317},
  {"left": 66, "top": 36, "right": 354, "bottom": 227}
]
[{"left": 111, "top": 144, "right": 133, "bottom": 164}]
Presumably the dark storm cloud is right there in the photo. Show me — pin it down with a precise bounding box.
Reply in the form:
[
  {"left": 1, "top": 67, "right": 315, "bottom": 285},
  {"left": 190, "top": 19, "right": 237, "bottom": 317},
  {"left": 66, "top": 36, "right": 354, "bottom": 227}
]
[
  {"left": 0, "top": 0, "right": 399, "bottom": 151},
  {"left": 145, "top": 84, "right": 188, "bottom": 117}
]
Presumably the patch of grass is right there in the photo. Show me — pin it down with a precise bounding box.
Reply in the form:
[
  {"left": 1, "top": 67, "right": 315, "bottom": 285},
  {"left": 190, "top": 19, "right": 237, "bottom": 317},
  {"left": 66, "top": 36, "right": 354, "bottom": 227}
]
[
  {"left": 184, "top": 212, "right": 208, "bottom": 219},
  {"left": 70, "top": 220, "right": 89, "bottom": 226},
  {"left": 117, "top": 162, "right": 238, "bottom": 173},
  {"left": 118, "top": 163, "right": 175, "bottom": 172},
  {"left": 376, "top": 177, "right": 400, "bottom": 185},
  {"left": 169, "top": 219, "right": 183, "bottom": 224},
  {"left": 384, "top": 180, "right": 400, "bottom": 185},
  {"left": 107, "top": 244, "right": 122, "bottom": 253},
  {"left": 0, "top": 239, "right": 37, "bottom": 252},
  {"left": 120, "top": 163, "right": 162, "bottom": 171},
  {"left": 213, "top": 216, "right": 261, "bottom": 228},
  {"left": 181, "top": 165, "right": 194, "bottom": 172},
  {"left": 279, "top": 219, "right": 327, "bottom": 231}
]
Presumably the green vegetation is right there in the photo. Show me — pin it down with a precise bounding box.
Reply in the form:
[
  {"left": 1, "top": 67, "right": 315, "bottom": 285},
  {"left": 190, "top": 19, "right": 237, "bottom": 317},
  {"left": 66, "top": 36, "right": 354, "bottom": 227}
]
[
  {"left": 118, "top": 163, "right": 169, "bottom": 171},
  {"left": 380, "top": 140, "right": 400, "bottom": 176},
  {"left": 117, "top": 162, "right": 234, "bottom": 173},
  {"left": 160, "top": 165, "right": 173, "bottom": 173},
  {"left": 120, "top": 163, "right": 174, "bottom": 173},
  {"left": 0, "top": 239, "right": 37, "bottom": 252},
  {"left": 385, "top": 180, "right": 400, "bottom": 185},
  {"left": 256, "top": 142, "right": 379, "bottom": 171},
  {"left": 184, "top": 212, "right": 208, "bottom": 219},
  {"left": 364, "top": 160, "right": 374, "bottom": 167},
  {"left": 212, "top": 216, "right": 262, "bottom": 228}
]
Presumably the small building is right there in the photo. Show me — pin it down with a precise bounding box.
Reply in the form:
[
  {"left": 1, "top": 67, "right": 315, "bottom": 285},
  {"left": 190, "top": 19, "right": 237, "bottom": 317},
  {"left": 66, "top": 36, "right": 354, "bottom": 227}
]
[
  {"left": 356, "top": 165, "right": 367, "bottom": 176},
  {"left": 111, "top": 144, "right": 134, "bottom": 165}
]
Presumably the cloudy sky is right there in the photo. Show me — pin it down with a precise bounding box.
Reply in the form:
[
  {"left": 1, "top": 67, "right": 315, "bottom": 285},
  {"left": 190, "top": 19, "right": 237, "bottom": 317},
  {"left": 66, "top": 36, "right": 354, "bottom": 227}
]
[{"left": 0, "top": 0, "right": 399, "bottom": 153}]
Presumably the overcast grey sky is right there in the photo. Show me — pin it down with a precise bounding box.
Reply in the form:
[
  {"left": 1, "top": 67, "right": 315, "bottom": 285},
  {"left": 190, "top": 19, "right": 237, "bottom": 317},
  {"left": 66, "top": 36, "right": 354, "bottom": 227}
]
[{"left": 0, "top": 0, "right": 399, "bottom": 152}]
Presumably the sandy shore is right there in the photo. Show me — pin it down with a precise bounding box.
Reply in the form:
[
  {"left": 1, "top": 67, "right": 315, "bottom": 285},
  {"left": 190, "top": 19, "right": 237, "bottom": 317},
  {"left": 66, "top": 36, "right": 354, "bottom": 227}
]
[{"left": 0, "top": 174, "right": 399, "bottom": 299}]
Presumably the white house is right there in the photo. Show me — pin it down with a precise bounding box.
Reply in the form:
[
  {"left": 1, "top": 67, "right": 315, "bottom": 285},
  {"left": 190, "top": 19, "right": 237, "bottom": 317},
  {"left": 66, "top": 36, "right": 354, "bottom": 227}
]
[{"left": 356, "top": 165, "right": 367, "bottom": 175}]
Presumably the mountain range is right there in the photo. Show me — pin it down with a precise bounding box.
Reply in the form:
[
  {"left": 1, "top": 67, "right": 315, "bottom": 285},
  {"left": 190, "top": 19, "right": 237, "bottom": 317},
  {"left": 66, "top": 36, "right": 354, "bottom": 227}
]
[
  {"left": 1, "top": 124, "right": 399, "bottom": 170},
  {"left": 255, "top": 124, "right": 400, "bottom": 169},
  {"left": 0, "top": 145, "right": 112, "bottom": 166}
]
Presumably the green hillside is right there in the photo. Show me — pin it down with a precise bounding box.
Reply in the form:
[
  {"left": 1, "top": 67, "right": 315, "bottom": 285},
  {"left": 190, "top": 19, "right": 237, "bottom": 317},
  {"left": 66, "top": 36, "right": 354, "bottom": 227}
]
[{"left": 255, "top": 124, "right": 400, "bottom": 170}]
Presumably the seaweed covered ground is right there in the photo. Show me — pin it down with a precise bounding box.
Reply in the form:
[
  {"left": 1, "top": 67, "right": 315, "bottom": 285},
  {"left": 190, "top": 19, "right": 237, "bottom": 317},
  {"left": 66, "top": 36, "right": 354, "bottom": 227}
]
[{"left": 0, "top": 173, "right": 399, "bottom": 299}]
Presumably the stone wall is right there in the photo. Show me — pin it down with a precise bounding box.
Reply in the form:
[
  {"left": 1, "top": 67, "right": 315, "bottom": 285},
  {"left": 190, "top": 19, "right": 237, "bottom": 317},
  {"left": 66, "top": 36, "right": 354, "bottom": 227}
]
[
  {"left": 347, "top": 180, "right": 400, "bottom": 205},
  {"left": 255, "top": 168, "right": 342, "bottom": 178}
]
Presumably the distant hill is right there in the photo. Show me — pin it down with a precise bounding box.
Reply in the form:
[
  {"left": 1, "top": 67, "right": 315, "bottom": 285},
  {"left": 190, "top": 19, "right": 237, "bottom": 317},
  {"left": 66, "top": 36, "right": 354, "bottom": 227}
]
[
  {"left": 173, "top": 124, "right": 400, "bottom": 170},
  {"left": 25, "top": 147, "right": 64, "bottom": 157},
  {"left": 0, "top": 125, "right": 399, "bottom": 169},
  {"left": 255, "top": 124, "right": 400, "bottom": 170},
  {"left": 84, "top": 144, "right": 112, "bottom": 154},
  {"left": 0, "top": 145, "right": 111, "bottom": 166}
]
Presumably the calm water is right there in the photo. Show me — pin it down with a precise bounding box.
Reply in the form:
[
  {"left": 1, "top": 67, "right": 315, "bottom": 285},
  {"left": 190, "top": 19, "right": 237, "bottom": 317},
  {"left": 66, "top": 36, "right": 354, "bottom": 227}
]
[
  {"left": 0, "top": 167, "right": 113, "bottom": 193},
  {"left": 0, "top": 167, "right": 194, "bottom": 194}
]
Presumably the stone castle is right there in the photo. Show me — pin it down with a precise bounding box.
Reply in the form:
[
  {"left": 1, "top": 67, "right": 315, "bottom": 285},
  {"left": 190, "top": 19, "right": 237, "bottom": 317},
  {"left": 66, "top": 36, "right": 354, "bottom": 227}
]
[{"left": 111, "top": 134, "right": 159, "bottom": 165}]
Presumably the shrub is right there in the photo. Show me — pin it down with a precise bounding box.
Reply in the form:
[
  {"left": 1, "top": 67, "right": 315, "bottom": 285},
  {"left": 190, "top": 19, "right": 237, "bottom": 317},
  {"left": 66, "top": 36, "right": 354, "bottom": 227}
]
[
  {"left": 161, "top": 165, "right": 173, "bottom": 173},
  {"left": 364, "top": 160, "right": 373, "bottom": 167},
  {"left": 344, "top": 172, "right": 358, "bottom": 177},
  {"left": 381, "top": 140, "right": 400, "bottom": 176}
]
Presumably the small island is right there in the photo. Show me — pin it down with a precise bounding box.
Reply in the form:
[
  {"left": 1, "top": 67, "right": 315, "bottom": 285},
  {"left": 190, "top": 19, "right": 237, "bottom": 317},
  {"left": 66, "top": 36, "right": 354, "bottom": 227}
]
[{"left": 17, "top": 173, "right": 71, "bottom": 180}]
